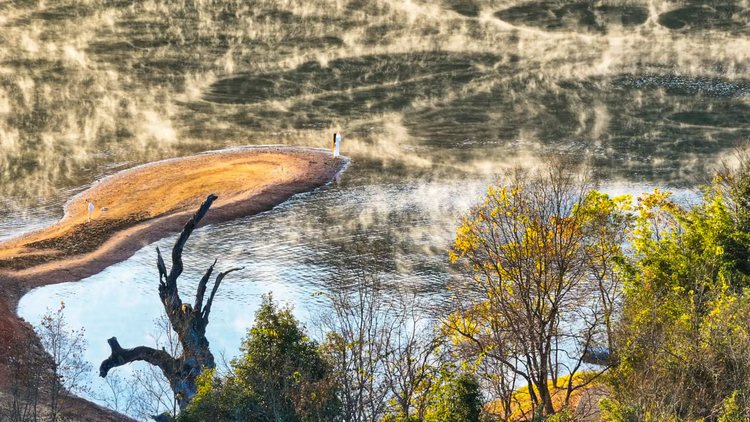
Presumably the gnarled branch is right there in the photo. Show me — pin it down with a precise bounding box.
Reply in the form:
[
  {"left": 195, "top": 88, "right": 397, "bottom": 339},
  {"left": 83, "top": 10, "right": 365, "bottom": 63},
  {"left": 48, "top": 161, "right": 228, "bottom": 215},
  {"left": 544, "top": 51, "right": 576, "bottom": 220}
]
[
  {"left": 194, "top": 260, "right": 217, "bottom": 313},
  {"left": 99, "top": 337, "right": 177, "bottom": 379},
  {"left": 156, "top": 247, "right": 168, "bottom": 285},
  {"left": 168, "top": 194, "right": 217, "bottom": 285}
]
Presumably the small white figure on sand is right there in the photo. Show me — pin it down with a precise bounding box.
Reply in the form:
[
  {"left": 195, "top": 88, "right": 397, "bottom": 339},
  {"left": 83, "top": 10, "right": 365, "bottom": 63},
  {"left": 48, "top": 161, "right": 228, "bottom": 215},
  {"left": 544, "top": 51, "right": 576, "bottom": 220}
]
[
  {"left": 87, "top": 201, "right": 95, "bottom": 222},
  {"left": 332, "top": 132, "right": 342, "bottom": 157}
]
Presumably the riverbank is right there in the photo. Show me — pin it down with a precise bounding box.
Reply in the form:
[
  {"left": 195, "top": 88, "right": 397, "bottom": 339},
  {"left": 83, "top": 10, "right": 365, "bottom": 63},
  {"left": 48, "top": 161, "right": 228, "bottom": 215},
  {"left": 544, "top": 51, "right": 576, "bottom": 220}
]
[{"left": 0, "top": 146, "right": 348, "bottom": 420}]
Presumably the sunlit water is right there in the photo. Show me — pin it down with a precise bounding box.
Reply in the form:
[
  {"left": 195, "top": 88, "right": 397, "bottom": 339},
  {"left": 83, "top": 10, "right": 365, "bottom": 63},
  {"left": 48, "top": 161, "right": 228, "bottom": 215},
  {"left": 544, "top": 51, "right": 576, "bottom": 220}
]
[{"left": 3, "top": 0, "right": 749, "bottom": 418}]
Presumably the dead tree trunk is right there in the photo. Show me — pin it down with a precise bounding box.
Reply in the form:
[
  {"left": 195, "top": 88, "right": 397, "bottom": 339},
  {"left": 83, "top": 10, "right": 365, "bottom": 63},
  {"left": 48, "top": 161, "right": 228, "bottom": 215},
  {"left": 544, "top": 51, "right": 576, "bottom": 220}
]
[{"left": 99, "top": 194, "right": 241, "bottom": 411}]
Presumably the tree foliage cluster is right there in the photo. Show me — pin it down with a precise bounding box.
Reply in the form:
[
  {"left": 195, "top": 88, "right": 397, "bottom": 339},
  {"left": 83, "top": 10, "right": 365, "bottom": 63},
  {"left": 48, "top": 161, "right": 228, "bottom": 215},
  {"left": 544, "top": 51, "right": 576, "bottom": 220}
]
[
  {"left": 447, "top": 163, "right": 629, "bottom": 420},
  {"left": 605, "top": 166, "right": 750, "bottom": 421},
  {"left": 446, "top": 159, "right": 750, "bottom": 421},
  {"left": 179, "top": 290, "right": 484, "bottom": 422},
  {"left": 180, "top": 294, "right": 339, "bottom": 422}
]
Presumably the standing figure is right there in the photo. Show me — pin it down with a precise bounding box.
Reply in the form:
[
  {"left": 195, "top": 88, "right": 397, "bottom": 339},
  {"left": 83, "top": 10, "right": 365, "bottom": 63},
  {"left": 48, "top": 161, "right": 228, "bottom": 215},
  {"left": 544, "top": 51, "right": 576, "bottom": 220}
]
[
  {"left": 333, "top": 132, "right": 342, "bottom": 157},
  {"left": 87, "top": 201, "right": 95, "bottom": 222}
]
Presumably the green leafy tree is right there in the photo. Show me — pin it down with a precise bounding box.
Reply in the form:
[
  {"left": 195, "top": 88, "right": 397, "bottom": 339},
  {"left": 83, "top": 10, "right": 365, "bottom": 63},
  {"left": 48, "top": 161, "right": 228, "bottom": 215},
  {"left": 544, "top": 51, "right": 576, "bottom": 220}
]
[
  {"left": 425, "top": 372, "right": 483, "bottom": 422},
  {"left": 717, "top": 158, "right": 750, "bottom": 278},
  {"left": 611, "top": 171, "right": 750, "bottom": 419},
  {"left": 181, "top": 294, "right": 340, "bottom": 421}
]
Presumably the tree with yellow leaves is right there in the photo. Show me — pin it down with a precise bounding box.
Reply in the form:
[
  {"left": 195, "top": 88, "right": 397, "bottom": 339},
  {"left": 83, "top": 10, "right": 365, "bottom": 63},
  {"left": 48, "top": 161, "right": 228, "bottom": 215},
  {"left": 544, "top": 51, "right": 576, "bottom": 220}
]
[
  {"left": 447, "top": 161, "right": 630, "bottom": 419},
  {"left": 608, "top": 168, "right": 750, "bottom": 420}
]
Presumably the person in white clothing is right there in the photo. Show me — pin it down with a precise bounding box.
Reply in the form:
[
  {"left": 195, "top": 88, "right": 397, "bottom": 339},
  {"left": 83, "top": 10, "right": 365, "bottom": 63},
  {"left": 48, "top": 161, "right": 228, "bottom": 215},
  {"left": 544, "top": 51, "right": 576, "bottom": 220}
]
[
  {"left": 333, "top": 133, "right": 341, "bottom": 157},
  {"left": 87, "top": 201, "right": 95, "bottom": 222}
]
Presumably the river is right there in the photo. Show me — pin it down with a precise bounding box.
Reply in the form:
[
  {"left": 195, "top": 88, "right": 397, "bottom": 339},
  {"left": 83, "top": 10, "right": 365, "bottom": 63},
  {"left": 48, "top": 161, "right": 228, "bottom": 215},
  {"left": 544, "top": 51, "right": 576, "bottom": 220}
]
[{"left": 3, "top": 0, "right": 749, "bottom": 418}]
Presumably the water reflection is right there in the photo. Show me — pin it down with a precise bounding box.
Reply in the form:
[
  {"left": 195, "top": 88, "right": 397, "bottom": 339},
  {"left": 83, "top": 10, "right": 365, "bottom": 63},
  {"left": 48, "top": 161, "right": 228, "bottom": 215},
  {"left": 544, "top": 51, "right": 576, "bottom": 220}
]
[
  {"left": 657, "top": 2, "right": 750, "bottom": 32},
  {"left": 495, "top": 2, "right": 649, "bottom": 32}
]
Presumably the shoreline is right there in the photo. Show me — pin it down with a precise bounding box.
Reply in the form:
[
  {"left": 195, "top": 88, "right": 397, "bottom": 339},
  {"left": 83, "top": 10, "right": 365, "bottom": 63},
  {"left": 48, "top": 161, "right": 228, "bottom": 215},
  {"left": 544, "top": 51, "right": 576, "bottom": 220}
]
[{"left": 0, "top": 146, "right": 348, "bottom": 421}]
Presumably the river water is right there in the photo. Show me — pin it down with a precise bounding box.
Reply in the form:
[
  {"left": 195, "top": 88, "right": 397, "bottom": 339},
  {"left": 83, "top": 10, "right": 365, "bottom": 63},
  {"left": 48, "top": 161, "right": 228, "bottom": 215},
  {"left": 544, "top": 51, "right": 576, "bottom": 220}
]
[{"left": 3, "top": 0, "right": 750, "bottom": 417}]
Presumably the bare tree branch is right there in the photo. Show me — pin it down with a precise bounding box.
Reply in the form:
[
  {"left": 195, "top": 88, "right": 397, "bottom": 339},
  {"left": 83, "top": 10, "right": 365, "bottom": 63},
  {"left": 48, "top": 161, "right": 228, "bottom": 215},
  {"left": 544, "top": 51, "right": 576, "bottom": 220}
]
[
  {"left": 99, "top": 337, "right": 176, "bottom": 380},
  {"left": 203, "top": 267, "right": 242, "bottom": 322},
  {"left": 168, "top": 194, "right": 217, "bottom": 285},
  {"left": 156, "top": 247, "right": 167, "bottom": 285},
  {"left": 194, "top": 260, "right": 217, "bottom": 313}
]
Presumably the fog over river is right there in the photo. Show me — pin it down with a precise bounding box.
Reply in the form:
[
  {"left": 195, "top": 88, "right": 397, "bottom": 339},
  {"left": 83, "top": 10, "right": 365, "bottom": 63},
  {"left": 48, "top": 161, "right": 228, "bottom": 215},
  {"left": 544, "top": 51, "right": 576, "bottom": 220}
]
[{"left": 3, "top": 0, "right": 750, "bottom": 417}]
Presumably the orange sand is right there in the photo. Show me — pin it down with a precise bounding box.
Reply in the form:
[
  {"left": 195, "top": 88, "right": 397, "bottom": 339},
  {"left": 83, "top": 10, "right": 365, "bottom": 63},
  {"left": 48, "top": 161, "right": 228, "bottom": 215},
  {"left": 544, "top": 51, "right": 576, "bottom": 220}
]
[{"left": 0, "top": 147, "right": 343, "bottom": 271}]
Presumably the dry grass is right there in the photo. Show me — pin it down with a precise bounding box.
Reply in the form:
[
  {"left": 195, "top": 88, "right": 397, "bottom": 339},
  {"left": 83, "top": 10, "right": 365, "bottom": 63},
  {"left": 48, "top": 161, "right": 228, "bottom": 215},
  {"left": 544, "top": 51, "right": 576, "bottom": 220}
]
[{"left": 486, "top": 372, "right": 602, "bottom": 421}]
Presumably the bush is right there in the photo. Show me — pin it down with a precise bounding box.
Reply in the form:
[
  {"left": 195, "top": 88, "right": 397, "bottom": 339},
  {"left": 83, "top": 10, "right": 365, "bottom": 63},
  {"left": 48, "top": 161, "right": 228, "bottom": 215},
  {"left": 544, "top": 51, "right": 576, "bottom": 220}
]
[
  {"left": 599, "top": 398, "right": 640, "bottom": 422},
  {"left": 718, "top": 391, "right": 747, "bottom": 422},
  {"left": 426, "top": 373, "right": 483, "bottom": 422},
  {"left": 610, "top": 170, "right": 750, "bottom": 420},
  {"left": 181, "top": 294, "right": 340, "bottom": 421},
  {"left": 545, "top": 409, "right": 574, "bottom": 422}
]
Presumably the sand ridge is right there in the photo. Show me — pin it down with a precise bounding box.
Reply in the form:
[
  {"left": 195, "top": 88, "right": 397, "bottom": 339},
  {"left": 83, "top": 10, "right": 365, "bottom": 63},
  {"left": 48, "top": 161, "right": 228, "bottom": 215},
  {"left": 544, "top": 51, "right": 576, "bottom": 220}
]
[{"left": 0, "top": 146, "right": 346, "bottom": 275}]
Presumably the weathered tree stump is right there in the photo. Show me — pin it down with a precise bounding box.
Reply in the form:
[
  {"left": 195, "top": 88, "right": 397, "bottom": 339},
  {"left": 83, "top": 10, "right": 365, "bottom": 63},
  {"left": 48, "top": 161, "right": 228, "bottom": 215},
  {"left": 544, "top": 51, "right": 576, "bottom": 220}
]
[{"left": 99, "top": 194, "right": 241, "bottom": 411}]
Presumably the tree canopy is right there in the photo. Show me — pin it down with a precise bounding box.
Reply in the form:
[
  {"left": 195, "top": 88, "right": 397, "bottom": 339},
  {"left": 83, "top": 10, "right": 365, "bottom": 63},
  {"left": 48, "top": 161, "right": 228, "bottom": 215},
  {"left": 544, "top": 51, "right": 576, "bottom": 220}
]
[
  {"left": 447, "top": 163, "right": 629, "bottom": 418},
  {"left": 609, "top": 172, "right": 750, "bottom": 420},
  {"left": 180, "top": 294, "right": 339, "bottom": 422}
]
